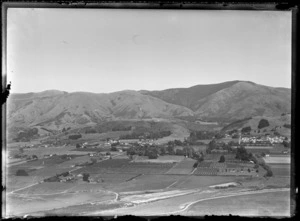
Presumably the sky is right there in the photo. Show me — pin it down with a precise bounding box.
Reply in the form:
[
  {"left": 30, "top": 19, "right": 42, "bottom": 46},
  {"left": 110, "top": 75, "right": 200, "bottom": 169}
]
[{"left": 6, "top": 8, "right": 292, "bottom": 93}]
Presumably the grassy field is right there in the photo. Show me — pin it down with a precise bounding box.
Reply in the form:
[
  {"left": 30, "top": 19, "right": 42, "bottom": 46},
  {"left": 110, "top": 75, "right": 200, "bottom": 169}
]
[
  {"left": 23, "top": 146, "right": 93, "bottom": 158},
  {"left": 14, "top": 182, "right": 78, "bottom": 195},
  {"left": 13, "top": 182, "right": 109, "bottom": 195},
  {"left": 171, "top": 175, "right": 236, "bottom": 190},
  {"left": 132, "top": 155, "right": 184, "bottom": 163},
  {"left": 166, "top": 158, "right": 196, "bottom": 175},
  {"left": 185, "top": 190, "right": 291, "bottom": 217},
  {"left": 112, "top": 174, "right": 183, "bottom": 192},
  {"left": 5, "top": 176, "right": 41, "bottom": 193},
  {"left": 75, "top": 159, "right": 175, "bottom": 175},
  {"left": 263, "top": 156, "right": 291, "bottom": 164},
  {"left": 38, "top": 201, "right": 125, "bottom": 216},
  {"left": 91, "top": 173, "right": 141, "bottom": 184},
  {"left": 6, "top": 190, "right": 115, "bottom": 217},
  {"left": 270, "top": 164, "right": 291, "bottom": 177}
]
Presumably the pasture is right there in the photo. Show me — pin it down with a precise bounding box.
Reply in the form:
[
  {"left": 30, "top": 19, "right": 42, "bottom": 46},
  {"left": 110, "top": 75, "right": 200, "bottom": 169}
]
[
  {"left": 263, "top": 156, "right": 291, "bottom": 164},
  {"left": 74, "top": 159, "right": 174, "bottom": 175},
  {"left": 171, "top": 175, "right": 236, "bottom": 189},
  {"left": 13, "top": 182, "right": 108, "bottom": 195},
  {"left": 112, "top": 174, "right": 183, "bottom": 192},
  {"left": 185, "top": 190, "right": 290, "bottom": 217},
  {"left": 6, "top": 190, "right": 115, "bottom": 217},
  {"left": 23, "top": 146, "right": 93, "bottom": 158},
  {"left": 91, "top": 173, "right": 141, "bottom": 184},
  {"left": 166, "top": 158, "right": 196, "bottom": 175},
  {"left": 6, "top": 176, "right": 41, "bottom": 193},
  {"left": 132, "top": 155, "right": 184, "bottom": 163},
  {"left": 270, "top": 164, "right": 291, "bottom": 177}
]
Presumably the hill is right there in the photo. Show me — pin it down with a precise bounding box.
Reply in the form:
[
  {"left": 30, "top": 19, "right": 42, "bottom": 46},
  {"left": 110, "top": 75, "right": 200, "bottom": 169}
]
[
  {"left": 142, "top": 81, "right": 291, "bottom": 122},
  {"left": 221, "top": 114, "right": 291, "bottom": 138},
  {"left": 7, "top": 90, "right": 194, "bottom": 130},
  {"left": 140, "top": 80, "right": 240, "bottom": 110},
  {"left": 7, "top": 81, "right": 291, "bottom": 137}
]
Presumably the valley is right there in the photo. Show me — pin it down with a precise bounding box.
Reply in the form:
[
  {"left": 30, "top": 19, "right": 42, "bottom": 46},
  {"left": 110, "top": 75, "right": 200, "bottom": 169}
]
[{"left": 4, "top": 81, "right": 292, "bottom": 217}]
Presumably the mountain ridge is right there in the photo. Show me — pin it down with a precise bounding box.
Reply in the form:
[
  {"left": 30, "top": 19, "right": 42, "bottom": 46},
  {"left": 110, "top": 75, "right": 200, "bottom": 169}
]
[{"left": 7, "top": 81, "right": 291, "bottom": 131}]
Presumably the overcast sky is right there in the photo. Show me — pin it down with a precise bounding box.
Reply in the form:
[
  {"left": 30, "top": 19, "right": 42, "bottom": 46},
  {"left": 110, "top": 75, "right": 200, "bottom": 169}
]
[{"left": 6, "top": 8, "right": 291, "bottom": 93}]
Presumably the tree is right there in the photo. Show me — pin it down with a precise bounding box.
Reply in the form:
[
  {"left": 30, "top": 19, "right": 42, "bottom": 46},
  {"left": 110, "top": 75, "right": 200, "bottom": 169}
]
[
  {"left": 32, "top": 155, "right": 38, "bottom": 160},
  {"left": 175, "top": 149, "right": 185, "bottom": 156},
  {"left": 206, "top": 139, "right": 217, "bottom": 154},
  {"left": 241, "top": 126, "right": 251, "bottom": 134},
  {"left": 219, "top": 155, "right": 225, "bottom": 163},
  {"left": 265, "top": 170, "right": 273, "bottom": 177},
  {"left": 235, "top": 146, "right": 251, "bottom": 161},
  {"left": 160, "top": 147, "right": 166, "bottom": 155},
  {"left": 174, "top": 140, "right": 183, "bottom": 146},
  {"left": 193, "top": 162, "right": 199, "bottom": 168},
  {"left": 16, "top": 169, "right": 29, "bottom": 176},
  {"left": 283, "top": 141, "right": 290, "bottom": 148},
  {"left": 82, "top": 173, "right": 90, "bottom": 182},
  {"left": 258, "top": 119, "right": 270, "bottom": 129},
  {"left": 167, "top": 145, "right": 175, "bottom": 155},
  {"left": 76, "top": 143, "right": 81, "bottom": 148},
  {"left": 111, "top": 146, "right": 117, "bottom": 151},
  {"left": 198, "top": 155, "right": 204, "bottom": 163},
  {"left": 148, "top": 151, "right": 158, "bottom": 159}
]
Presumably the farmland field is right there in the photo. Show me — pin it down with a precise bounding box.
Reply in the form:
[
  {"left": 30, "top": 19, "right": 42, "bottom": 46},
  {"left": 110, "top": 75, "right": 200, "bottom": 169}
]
[
  {"left": 263, "top": 156, "right": 291, "bottom": 164},
  {"left": 185, "top": 190, "right": 291, "bottom": 217},
  {"left": 171, "top": 175, "right": 236, "bottom": 189},
  {"left": 5, "top": 176, "right": 41, "bottom": 193},
  {"left": 23, "top": 146, "right": 93, "bottom": 158},
  {"left": 111, "top": 174, "right": 184, "bottom": 192},
  {"left": 132, "top": 155, "right": 184, "bottom": 163},
  {"left": 270, "top": 164, "right": 291, "bottom": 177},
  {"left": 166, "top": 158, "right": 196, "bottom": 175},
  {"left": 73, "top": 158, "right": 175, "bottom": 175},
  {"left": 6, "top": 190, "right": 115, "bottom": 217}
]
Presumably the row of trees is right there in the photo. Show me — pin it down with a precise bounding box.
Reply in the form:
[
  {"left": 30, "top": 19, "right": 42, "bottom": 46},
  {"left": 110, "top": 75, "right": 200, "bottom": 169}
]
[
  {"left": 126, "top": 141, "right": 205, "bottom": 160},
  {"left": 189, "top": 131, "right": 223, "bottom": 141},
  {"left": 68, "top": 134, "right": 82, "bottom": 140}
]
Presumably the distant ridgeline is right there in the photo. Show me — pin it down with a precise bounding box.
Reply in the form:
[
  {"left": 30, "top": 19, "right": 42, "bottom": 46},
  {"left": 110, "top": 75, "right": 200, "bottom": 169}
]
[{"left": 7, "top": 81, "right": 291, "bottom": 141}]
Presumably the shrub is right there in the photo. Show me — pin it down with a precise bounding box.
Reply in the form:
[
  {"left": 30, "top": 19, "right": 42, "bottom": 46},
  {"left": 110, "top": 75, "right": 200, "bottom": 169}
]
[
  {"left": 219, "top": 155, "right": 225, "bottom": 163},
  {"left": 69, "top": 134, "right": 82, "bottom": 140},
  {"left": 193, "top": 162, "right": 199, "bottom": 168},
  {"left": 111, "top": 146, "right": 117, "bottom": 151},
  {"left": 82, "top": 173, "right": 90, "bottom": 182},
  {"left": 175, "top": 149, "right": 185, "bottom": 156},
  {"left": 241, "top": 126, "right": 251, "bottom": 134},
  {"left": 265, "top": 170, "right": 273, "bottom": 177},
  {"left": 258, "top": 119, "right": 270, "bottom": 129},
  {"left": 148, "top": 152, "right": 158, "bottom": 159}
]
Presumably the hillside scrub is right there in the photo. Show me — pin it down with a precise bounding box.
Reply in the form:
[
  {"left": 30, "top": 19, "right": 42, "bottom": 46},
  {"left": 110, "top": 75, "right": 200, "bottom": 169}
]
[
  {"left": 69, "top": 134, "right": 82, "bottom": 140},
  {"left": 241, "top": 126, "right": 251, "bottom": 134},
  {"left": 13, "top": 128, "right": 39, "bottom": 142},
  {"left": 258, "top": 119, "right": 270, "bottom": 129}
]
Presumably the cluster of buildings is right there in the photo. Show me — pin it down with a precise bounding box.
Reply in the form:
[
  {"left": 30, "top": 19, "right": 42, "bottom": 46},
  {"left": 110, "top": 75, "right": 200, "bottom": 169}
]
[{"left": 239, "top": 135, "right": 286, "bottom": 145}]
